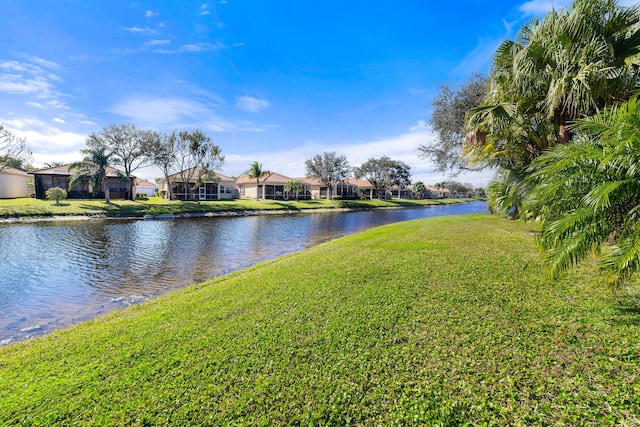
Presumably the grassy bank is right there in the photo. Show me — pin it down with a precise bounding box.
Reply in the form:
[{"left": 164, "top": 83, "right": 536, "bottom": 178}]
[
  {"left": 1, "top": 214, "right": 638, "bottom": 425},
  {"left": 0, "top": 196, "right": 472, "bottom": 219}
]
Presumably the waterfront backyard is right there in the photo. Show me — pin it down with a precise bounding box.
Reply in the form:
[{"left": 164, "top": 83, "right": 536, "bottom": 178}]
[{"left": 1, "top": 213, "right": 638, "bottom": 425}]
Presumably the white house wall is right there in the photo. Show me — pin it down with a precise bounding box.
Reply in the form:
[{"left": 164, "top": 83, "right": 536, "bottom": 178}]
[{"left": 0, "top": 172, "right": 29, "bottom": 198}]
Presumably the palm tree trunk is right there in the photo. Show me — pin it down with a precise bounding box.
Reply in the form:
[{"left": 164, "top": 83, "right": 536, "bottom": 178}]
[{"left": 558, "top": 110, "right": 572, "bottom": 144}]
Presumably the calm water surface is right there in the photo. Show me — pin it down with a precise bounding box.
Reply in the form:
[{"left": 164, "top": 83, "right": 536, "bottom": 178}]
[{"left": 0, "top": 201, "right": 487, "bottom": 345}]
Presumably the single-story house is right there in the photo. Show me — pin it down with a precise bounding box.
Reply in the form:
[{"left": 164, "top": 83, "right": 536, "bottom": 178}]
[
  {"left": 135, "top": 178, "right": 157, "bottom": 197},
  {"left": 345, "top": 178, "right": 376, "bottom": 199},
  {"left": 237, "top": 171, "right": 295, "bottom": 200},
  {"left": 31, "top": 165, "right": 132, "bottom": 199},
  {"left": 421, "top": 186, "right": 451, "bottom": 199},
  {"left": 388, "top": 185, "right": 413, "bottom": 200},
  {"left": 0, "top": 167, "right": 31, "bottom": 198},
  {"left": 158, "top": 167, "right": 236, "bottom": 201},
  {"left": 303, "top": 177, "right": 359, "bottom": 199}
]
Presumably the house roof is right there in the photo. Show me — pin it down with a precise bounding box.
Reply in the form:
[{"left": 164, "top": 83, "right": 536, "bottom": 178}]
[
  {"left": 345, "top": 178, "right": 372, "bottom": 188},
  {"left": 296, "top": 177, "right": 322, "bottom": 186},
  {"left": 388, "top": 184, "right": 412, "bottom": 190},
  {"left": 30, "top": 164, "right": 133, "bottom": 178},
  {"left": 236, "top": 171, "right": 293, "bottom": 185},
  {"left": 425, "top": 186, "right": 451, "bottom": 193},
  {"left": 135, "top": 178, "right": 157, "bottom": 188},
  {"left": 299, "top": 177, "right": 366, "bottom": 187},
  {"left": 163, "top": 167, "right": 235, "bottom": 183},
  {"left": 0, "top": 167, "right": 30, "bottom": 177}
]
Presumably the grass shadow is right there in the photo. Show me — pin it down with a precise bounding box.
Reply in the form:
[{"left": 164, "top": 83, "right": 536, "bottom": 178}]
[
  {"left": 272, "top": 202, "right": 301, "bottom": 211},
  {"left": 611, "top": 286, "right": 640, "bottom": 325}
]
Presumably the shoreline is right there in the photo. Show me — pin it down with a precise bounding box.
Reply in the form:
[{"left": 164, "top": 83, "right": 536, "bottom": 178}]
[{"left": 0, "top": 200, "right": 476, "bottom": 224}]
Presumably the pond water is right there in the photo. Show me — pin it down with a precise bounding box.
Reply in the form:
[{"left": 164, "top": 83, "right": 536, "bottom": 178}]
[{"left": 0, "top": 201, "right": 487, "bottom": 345}]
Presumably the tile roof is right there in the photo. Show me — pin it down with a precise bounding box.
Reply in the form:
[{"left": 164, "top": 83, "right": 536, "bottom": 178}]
[
  {"left": 30, "top": 164, "right": 133, "bottom": 178},
  {"left": 424, "top": 186, "right": 450, "bottom": 193},
  {"left": 0, "top": 167, "right": 30, "bottom": 177},
  {"left": 135, "top": 178, "right": 157, "bottom": 188},
  {"left": 236, "top": 171, "right": 293, "bottom": 184},
  {"left": 345, "top": 178, "right": 372, "bottom": 188},
  {"left": 165, "top": 167, "right": 235, "bottom": 183}
]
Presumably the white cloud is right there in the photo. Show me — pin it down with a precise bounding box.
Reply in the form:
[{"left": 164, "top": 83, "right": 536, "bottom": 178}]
[
  {"left": 519, "top": 0, "right": 571, "bottom": 15},
  {"left": 0, "top": 60, "right": 65, "bottom": 104},
  {"left": 1, "top": 117, "right": 87, "bottom": 165},
  {"left": 45, "top": 99, "right": 69, "bottom": 110},
  {"left": 145, "top": 10, "right": 158, "bottom": 18},
  {"left": 181, "top": 42, "right": 224, "bottom": 52},
  {"left": 19, "top": 55, "right": 61, "bottom": 70},
  {"left": 53, "top": 118, "right": 65, "bottom": 124},
  {"left": 123, "top": 26, "right": 144, "bottom": 33},
  {"left": 153, "top": 42, "right": 225, "bottom": 54},
  {"left": 519, "top": 0, "right": 637, "bottom": 16},
  {"left": 145, "top": 39, "right": 171, "bottom": 46},
  {"left": 454, "top": 19, "right": 516, "bottom": 76},
  {"left": 109, "top": 96, "right": 208, "bottom": 124},
  {"left": 109, "top": 95, "right": 269, "bottom": 134},
  {"left": 235, "top": 96, "right": 270, "bottom": 112}
]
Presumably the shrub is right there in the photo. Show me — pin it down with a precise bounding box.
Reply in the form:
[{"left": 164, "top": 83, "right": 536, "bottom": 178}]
[{"left": 45, "top": 187, "right": 67, "bottom": 205}]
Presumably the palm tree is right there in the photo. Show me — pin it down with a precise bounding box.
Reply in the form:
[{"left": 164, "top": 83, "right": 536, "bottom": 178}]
[
  {"left": 242, "top": 161, "right": 270, "bottom": 200},
  {"left": 466, "top": 0, "right": 640, "bottom": 213},
  {"left": 284, "top": 180, "right": 306, "bottom": 200},
  {"left": 523, "top": 96, "right": 640, "bottom": 282},
  {"left": 69, "top": 145, "right": 114, "bottom": 202}
]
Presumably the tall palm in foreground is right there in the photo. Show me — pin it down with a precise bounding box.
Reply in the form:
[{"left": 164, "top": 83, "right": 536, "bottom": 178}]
[
  {"left": 466, "top": 0, "right": 640, "bottom": 214},
  {"left": 69, "top": 145, "right": 114, "bottom": 202},
  {"left": 523, "top": 96, "right": 640, "bottom": 282},
  {"left": 242, "top": 161, "right": 270, "bottom": 200}
]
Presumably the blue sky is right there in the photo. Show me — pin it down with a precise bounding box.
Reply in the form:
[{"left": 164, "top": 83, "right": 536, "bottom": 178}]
[{"left": 1, "top": 0, "right": 630, "bottom": 186}]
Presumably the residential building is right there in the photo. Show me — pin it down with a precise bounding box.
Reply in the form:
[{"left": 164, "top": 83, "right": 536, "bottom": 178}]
[
  {"left": 158, "top": 167, "right": 236, "bottom": 201},
  {"left": 0, "top": 167, "right": 30, "bottom": 198},
  {"left": 421, "top": 186, "right": 451, "bottom": 199},
  {"left": 303, "top": 177, "right": 359, "bottom": 199},
  {"left": 388, "top": 185, "right": 413, "bottom": 199},
  {"left": 135, "top": 178, "right": 157, "bottom": 197},
  {"left": 31, "top": 165, "right": 132, "bottom": 199},
  {"left": 237, "top": 171, "right": 295, "bottom": 200}
]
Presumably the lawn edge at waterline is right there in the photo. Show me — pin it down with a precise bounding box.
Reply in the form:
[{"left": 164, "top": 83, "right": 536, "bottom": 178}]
[
  {"left": 0, "top": 197, "right": 480, "bottom": 223},
  {"left": 1, "top": 213, "right": 638, "bottom": 425}
]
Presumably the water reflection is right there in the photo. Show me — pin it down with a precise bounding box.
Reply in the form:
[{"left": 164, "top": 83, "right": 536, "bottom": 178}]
[{"left": 0, "top": 202, "right": 487, "bottom": 344}]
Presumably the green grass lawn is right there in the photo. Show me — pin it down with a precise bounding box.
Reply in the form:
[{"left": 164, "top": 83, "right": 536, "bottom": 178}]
[
  {"left": 1, "top": 214, "right": 638, "bottom": 425},
  {"left": 0, "top": 196, "right": 472, "bottom": 219}
]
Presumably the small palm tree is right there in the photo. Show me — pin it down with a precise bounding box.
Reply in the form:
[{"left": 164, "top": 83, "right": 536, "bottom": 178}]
[
  {"left": 523, "top": 96, "right": 640, "bottom": 282},
  {"left": 242, "top": 161, "right": 270, "bottom": 200},
  {"left": 69, "top": 145, "right": 114, "bottom": 202},
  {"left": 284, "top": 180, "right": 306, "bottom": 200}
]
